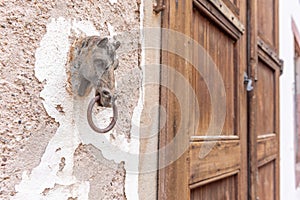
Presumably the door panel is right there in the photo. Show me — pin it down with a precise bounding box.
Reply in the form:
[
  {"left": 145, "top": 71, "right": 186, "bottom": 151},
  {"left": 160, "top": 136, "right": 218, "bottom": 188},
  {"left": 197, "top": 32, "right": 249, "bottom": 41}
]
[
  {"left": 158, "top": 0, "right": 280, "bottom": 199},
  {"left": 159, "top": 0, "right": 247, "bottom": 199},
  {"left": 158, "top": 0, "right": 193, "bottom": 199},
  {"left": 190, "top": 0, "right": 246, "bottom": 199},
  {"left": 257, "top": 134, "right": 278, "bottom": 166},
  {"left": 255, "top": 0, "right": 281, "bottom": 198},
  {"left": 257, "top": 0, "right": 278, "bottom": 50},
  {"left": 191, "top": 175, "right": 238, "bottom": 200},
  {"left": 255, "top": 42, "right": 281, "bottom": 200},
  {"left": 190, "top": 140, "right": 240, "bottom": 184},
  {"left": 257, "top": 161, "right": 276, "bottom": 200},
  {"left": 256, "top": 59, "right": 275, "bottom": 135},
  {"left": 225, "top": 0, "right": 238, "bottom": 7},
  {"left": 193, "top": 8, "right": 237, "bottom": 136}
]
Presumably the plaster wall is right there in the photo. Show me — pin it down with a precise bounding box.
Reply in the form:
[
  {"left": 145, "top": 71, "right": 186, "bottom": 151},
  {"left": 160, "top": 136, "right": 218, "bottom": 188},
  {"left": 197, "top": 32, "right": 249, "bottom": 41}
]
[
  {"left": 279, "top": 0, "right": 300, "bottom": 199},
  {"left": 138, "top": 0, "right": 161, "bottom": 199},
  {"left": 0, "top": 0, "right": 146, "bottom": 199}
]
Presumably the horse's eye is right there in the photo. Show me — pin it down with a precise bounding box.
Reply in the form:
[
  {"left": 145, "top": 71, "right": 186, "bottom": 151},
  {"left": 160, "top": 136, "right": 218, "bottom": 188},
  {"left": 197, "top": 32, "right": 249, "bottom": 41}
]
[{"left": 93, "top": 59, "right": 107, "bottom": 70}]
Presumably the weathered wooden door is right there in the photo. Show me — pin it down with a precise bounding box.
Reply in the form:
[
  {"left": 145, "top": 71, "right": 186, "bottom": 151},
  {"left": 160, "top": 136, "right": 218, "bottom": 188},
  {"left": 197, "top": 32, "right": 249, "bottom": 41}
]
[
  {"left": 158, "top": 0, "right": 280, "bottom": 199},
  {"left": 252, "top": 0, "right": 281, "bottom": 199}
]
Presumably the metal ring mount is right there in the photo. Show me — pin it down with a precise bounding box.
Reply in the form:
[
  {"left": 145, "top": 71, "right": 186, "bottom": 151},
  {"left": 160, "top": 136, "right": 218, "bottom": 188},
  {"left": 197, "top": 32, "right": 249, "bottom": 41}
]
[{"left": 87, "top": 95, "right": 118, "bottom": 133}]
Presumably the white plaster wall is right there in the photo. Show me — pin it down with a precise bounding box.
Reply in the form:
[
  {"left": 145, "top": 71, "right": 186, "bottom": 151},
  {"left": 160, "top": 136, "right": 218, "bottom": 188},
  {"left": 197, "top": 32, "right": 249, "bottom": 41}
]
[
  {"left": 279, "top": 0, "right": 300, "bottom": 199},
  {"left": 138, "top": 0, "right": 162, "bottom": 199},
  {"left": 13, "top": 17, "right": 140, "bottom": 200},
  {"left": 0, "top": 0, "right": 142, "bottom": 199}
]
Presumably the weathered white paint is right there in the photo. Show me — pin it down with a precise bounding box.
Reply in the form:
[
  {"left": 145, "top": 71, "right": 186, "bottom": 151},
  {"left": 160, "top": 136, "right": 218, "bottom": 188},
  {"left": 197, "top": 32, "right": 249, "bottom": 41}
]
[
  {"left": 107, "top": 22, "right": 117, "bottom": 38},
  {"left": 13, "top": 17, "right": 141, "bottom": 199},
  {"left": 136, "top": 0, "right": 162, "bottom": 199},
  {"left": 14, "top": 17, "right": 90, "bottom": 199},
  {"left": 280, "top": 0, "right": 300, "bottom": 199},
  {"left": 109, "top": 0, "right": 118, "bottom": 5}
]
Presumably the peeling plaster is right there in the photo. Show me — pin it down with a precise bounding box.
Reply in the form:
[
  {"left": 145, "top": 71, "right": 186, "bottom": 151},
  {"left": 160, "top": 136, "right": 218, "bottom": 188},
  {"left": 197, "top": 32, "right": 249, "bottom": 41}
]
[
  {"left": 13, "top": 17, "right": 141, "bottom": 199},
  {"left": 137, "top": 0, "right": 161, "bottom": 198},
  {"left": 107, "top": 22, "right": 117, "bottom": 38},
  {"left": 109, "top": 0, "right": 118, "bottom": 5},
  {"left": 13, "top": 17, "right": 89, "bottom": 199}
]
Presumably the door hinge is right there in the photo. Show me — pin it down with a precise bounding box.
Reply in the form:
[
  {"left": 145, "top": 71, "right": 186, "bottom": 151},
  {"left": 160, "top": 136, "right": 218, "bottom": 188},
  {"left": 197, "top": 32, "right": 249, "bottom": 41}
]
[
  {"left": 244, "top": 72, "right": 253, "bottom": 91},
  {"left": 153, "top": 0, "right": 165, "bottom": 14}
]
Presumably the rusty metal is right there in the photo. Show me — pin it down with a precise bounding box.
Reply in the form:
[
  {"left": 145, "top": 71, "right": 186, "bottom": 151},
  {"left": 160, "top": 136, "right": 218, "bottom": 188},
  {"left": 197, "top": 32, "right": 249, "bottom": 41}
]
[
  {"left": 87, "top": 95, "right": 118, "bottom": 133},
  {"left": 153, "top": 0, "right": 165, "bottom": 13}
]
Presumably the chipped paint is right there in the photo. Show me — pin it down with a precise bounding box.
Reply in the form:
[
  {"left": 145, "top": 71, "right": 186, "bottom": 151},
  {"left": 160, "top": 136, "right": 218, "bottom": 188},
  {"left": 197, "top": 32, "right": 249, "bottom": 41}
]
[
  {"left": 13, "top": 17, "right": 141, "bottom": 199},
  {"left": 14, "top": 17, "right": 89, "bottom": 199},
  {"left": 109, "top": 0, "right": 118, "bottom": 5},
  {"left": 107, "top": 22, "right": 117, "bottom": 38}
]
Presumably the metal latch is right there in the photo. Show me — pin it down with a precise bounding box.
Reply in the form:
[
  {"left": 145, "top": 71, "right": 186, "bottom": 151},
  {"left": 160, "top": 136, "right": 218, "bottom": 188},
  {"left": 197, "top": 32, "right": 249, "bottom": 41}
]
[{"left": 244, "top": 72, "right": 253, "bottom": 91}]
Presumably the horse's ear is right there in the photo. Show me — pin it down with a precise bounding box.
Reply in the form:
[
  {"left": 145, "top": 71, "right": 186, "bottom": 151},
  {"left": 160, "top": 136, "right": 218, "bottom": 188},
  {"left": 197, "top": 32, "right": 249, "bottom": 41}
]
[
  {"left": 114, "top": 41, "right": 121, "bottom": 50},
  {"left": 97, "top": 38, "right": 108, "bottom": 48}
]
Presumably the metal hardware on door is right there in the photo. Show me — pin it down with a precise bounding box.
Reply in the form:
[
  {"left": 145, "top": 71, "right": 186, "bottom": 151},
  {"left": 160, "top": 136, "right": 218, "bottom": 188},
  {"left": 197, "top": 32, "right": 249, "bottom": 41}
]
[
  {"left": 244, "top": 72, "right": 254, "bottom": 91},
  {"left": 70, "top": 36, "right": 120, "bottom": 133},
  {"left": 153, "top": 0, "right": 165, "bottom": 13},
  {"left": 87, "top": 95, "right": 118, "bottom": 133}
]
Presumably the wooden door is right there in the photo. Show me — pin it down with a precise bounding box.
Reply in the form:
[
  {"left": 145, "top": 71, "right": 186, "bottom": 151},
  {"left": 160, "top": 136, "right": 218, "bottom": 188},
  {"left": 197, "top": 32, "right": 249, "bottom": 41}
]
[
  {"left": 158, "top": 0, "right": 280, "bottom": 199},
  {"left": 253, "top": 0, "right": 281, "bottom": 200},
  {"left": 158, "top": 0, "right": 247, "bottom": 199}
]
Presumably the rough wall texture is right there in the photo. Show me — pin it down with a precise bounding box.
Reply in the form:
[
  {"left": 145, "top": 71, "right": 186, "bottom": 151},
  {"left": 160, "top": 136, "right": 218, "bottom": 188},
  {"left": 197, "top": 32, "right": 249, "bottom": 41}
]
[
  {"left": 0, "top": 0, "right": 140, "bottom": 199},
  {"left": 73, "top": 144, "right": 126, "bottom": 200}
]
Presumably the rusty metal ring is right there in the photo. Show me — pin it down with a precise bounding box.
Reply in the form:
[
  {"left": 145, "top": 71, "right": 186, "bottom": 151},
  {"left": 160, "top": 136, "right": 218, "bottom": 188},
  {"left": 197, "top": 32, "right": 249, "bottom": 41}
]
[{"left": 87, "top": 95, "right": 118, "bottom": 133}]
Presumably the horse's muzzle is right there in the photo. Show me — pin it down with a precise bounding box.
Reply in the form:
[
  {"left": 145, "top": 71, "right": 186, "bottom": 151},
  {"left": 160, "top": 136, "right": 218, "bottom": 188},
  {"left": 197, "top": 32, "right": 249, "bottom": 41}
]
[{"left": 98, "top": 88, "right": 113, "bottom": 107}]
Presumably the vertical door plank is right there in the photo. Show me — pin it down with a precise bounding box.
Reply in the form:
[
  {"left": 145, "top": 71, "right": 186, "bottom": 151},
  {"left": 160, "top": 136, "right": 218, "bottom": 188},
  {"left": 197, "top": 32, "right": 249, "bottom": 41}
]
[{"left": 247, "top": 0, "right": 258, "bottom": 199}]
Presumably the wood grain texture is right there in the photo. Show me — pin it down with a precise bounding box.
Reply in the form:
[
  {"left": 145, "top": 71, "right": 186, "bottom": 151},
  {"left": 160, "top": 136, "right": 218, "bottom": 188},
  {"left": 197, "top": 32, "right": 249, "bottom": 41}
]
[
  {"left": 192, "top": 6, "right": 237, "bottom": 136},
  {"left": 257, "top": 0, "right": 276, "bottom": 49},
  {"left": 206, "top": 0, "right": 245, "bottom": 33},
  {"left": 257, "top": 134, "right": 278, "bottom": 167},
  {"left": 258, "top": 38, "right": 281, "bottom": 67},
  {"left": 159, "top": 0, "right": 247, "bottom": 199},
  {"left": 256, "top": 59, "right": 275, "bottom": 135},
  {"left": 254, "top": 0, "right": 280, "bottom": 199},
  {"left": 247, "top": 0, "right": 258, "bottom": 199},
  {"left": 237, "top": 1, "right": 248, "bottom": 199},
  {"left": 191, "top": 175, "right": 238, "bottom": 200},
  {"left": 158, "top": 0, "right": 280, "bottom": 199},
  {"left": 193, "top": 0, "right": 242, "bottom": 40},
  {"left": 190, "top": 140, "right": 241, "bottom": 184},
  {"left": 158, "top": 0, "right": 193, "bottom": 199},
  {"left": 257, "top": 161, "right": 276, "bottom": 200}
]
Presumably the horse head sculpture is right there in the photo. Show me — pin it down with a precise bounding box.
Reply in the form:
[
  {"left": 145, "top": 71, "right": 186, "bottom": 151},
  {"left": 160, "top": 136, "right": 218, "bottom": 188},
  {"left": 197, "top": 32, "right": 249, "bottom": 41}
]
[{"left": 70, "top": 36, "right": 120, "bottom": 107}]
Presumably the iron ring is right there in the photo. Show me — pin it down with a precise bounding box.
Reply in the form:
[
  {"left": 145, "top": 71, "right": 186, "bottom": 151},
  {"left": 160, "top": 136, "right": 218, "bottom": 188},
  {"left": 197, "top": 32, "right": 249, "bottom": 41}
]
[{"left": 87, "top": 95, "right": 118, "bottom": 133}]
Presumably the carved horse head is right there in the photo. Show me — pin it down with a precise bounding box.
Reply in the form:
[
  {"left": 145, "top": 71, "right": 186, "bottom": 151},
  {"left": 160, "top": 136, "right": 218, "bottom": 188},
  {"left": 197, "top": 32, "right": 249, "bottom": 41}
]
[{"left": 71, "top": 36, "right": 120, "bottom": 107}]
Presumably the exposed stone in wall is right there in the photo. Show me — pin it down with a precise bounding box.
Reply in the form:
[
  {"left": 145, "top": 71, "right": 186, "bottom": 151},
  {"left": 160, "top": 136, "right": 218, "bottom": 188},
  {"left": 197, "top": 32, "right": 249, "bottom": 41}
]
[
  {"left": 74, "top": 144, "right": 126, "bottom": 200},
  {"left": 0, "top": 0, "right": 140, "bottom": 199}
]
